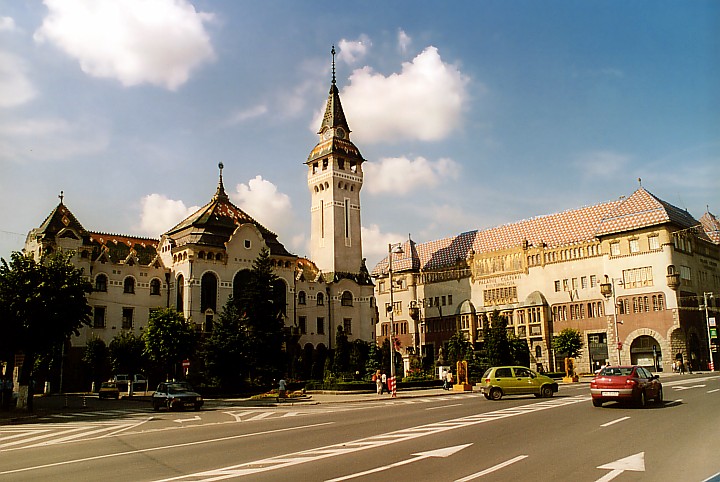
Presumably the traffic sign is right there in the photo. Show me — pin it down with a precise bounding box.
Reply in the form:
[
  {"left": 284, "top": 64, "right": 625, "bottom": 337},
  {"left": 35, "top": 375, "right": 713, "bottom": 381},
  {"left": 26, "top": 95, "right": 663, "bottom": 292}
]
[{"left": 182, "top": 359, "right": 190, "bottom": 368}]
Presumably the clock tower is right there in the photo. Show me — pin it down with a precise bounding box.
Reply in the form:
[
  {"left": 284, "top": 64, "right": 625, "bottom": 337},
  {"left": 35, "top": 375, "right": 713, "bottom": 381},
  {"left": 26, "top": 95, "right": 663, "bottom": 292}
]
[{"left": 306, "top": 47, "right": 366, "bottom": 277}]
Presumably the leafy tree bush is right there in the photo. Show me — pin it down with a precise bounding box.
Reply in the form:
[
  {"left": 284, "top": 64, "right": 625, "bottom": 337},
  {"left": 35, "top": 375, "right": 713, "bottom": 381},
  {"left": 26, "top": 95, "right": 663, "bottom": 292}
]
[
  {"left": 83, "top": 337, "right": 109, "bottom": 390},
  {"left": 109, "top": 331, "right": 146, "bottom": 376},
  {"left": 143, "top": 308, "right": 195, "bottom": 380},
  {"left": 0, "top": 251, "right": 92, "bottom": 409},
  {"left": 553, "top": 328, "right": 583, "bottom": 358}
]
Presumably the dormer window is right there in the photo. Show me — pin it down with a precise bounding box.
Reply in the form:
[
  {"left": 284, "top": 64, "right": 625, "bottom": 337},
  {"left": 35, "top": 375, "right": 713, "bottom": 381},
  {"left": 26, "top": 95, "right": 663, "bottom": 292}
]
[{"left": 244, "top": 240, "right": 251, "bottom": 249}]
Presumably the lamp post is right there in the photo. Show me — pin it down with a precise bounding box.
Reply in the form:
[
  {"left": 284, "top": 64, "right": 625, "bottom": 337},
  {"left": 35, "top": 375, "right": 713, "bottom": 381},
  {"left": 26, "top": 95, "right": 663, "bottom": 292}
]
[
  {"left": 704, "top": 292, "right": 715, "bottom": 371},
  {"left": 388, "top": 243, "right": 403, "bottom": 395},
  {"left": 600, "top": 275, "right": 622, "bottom": 365}
]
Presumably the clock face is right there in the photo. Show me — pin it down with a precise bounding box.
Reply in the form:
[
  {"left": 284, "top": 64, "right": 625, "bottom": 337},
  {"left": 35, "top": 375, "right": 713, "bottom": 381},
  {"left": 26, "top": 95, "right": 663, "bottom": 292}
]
[
  {"left": 336, "top": 127, "right": 346, "bottom": 139},
  {"left": 323, "top": 129, "right": 332, "bottom": 140}
]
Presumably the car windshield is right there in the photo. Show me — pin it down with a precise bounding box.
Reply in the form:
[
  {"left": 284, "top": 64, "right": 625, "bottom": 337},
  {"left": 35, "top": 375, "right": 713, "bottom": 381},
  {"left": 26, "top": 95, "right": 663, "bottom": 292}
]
[
  {"left": 600, "top": 367, "right": 633, "bottom": 376},
  {"left": 167, "top": 384, "right": 192, "bottom": 394}
]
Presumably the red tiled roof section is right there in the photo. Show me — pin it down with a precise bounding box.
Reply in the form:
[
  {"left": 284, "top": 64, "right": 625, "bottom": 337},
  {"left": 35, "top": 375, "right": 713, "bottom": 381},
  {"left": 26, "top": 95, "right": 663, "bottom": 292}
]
[
  {"left": 372, "top": 188, "right": 708, "bottom": 276},
  {"left": 89, "top": 232, "right": 158, "bottom": 248},
  {"left": 700, "top": 211, "right": 720, "bottom": 244}
]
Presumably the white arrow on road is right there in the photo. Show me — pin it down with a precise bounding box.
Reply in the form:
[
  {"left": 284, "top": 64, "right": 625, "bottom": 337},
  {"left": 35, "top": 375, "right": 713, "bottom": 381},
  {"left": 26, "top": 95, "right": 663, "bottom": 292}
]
[
  {"left": 325, "top": 444, "right": 472, "bottom": 482},
  {"left": 173, "top": 416, "right": 201, "bottom": 424},
  {"left": 596, "top": 452, "right": 645, "bottom": 481}
]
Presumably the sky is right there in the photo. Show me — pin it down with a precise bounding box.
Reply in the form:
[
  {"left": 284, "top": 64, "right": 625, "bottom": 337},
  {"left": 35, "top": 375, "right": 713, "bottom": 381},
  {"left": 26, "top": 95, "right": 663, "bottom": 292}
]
[{"left": 1, "top": 1, "right": 718, "bottom": 271}]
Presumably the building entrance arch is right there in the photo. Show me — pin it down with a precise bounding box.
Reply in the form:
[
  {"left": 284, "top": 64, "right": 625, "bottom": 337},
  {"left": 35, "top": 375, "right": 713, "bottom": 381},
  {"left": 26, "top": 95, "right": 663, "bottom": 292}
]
[{"left": 630, "top": 335, "right": 661, "bottom": 370}]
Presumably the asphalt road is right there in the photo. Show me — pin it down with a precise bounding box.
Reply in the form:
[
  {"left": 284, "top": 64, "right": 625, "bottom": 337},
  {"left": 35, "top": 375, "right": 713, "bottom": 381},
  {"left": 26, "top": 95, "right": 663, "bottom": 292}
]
[{"left": 1, "top": 374, "right": 719, "bottom": 481}]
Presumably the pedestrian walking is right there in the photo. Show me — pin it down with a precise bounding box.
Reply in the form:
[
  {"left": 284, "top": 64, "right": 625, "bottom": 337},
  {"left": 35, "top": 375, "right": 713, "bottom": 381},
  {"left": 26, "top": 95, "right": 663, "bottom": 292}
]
[
  {"left": 373, "top": 371, "right": 382, "bottom": 395},
  {"left": 381, "top": 372, "right": 387, "bottom": 395},
  {"left": 445, "top": 370, "right": 453, "bottom": 390},
  {"left": 442, "top": 369, "right": 448, "bottom": 390}
]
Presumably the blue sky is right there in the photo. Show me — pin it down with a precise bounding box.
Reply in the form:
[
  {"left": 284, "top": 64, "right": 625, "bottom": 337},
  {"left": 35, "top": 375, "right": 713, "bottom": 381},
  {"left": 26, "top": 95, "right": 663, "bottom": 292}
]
[{"left": 1, "top": 1, "right": 718, "bottom": 270}]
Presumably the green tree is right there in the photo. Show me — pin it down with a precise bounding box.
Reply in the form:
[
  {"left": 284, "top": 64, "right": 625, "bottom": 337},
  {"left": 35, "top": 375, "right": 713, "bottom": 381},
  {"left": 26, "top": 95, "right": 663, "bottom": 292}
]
[
  {"left": 447, "top": 331, "right": 472, "bottom": 367},
  {"left": 509, "top": 335, "right": 530, "bottom": 367},
  {"left": 204, "top": 300, "right": 247, "bottom": 390},
  {"left": 143, "top": 308, "right": 196, "bottom": 380},
  {"left": 365, "top": 342, "right": 381, "bottom": 379},
  {"left": 483, "top": 311, "right": 513, "bottom": 366},
  {"left": 333, "top": 326, "right": 350, "bottom": 375},
  {"left": 83, "top": 337, "right": 109, "bottom": 391},
  {"left": 108, "top": 331, "right": 146, "bottom": 376},
  {"left": 553, "top": 328, "right": 583, "bottom": 359},
  {"left": 221, "top": 248, "right": 285, "bottom": 385},
  {"left": 0, "top": 251, "right": 92, "bottom": 410}
]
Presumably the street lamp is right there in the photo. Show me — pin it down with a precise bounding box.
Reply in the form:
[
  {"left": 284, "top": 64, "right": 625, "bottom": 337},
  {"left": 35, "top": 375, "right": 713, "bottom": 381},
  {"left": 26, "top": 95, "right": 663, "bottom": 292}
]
[
  {"left": 388, "top": 243, "right": 404, "bottom": 396},
  {"left": 600, "top": 275, "right": 622, "bottom": 365},
  {"left": 704, "top": 292, "right": 715, "bottom": 371}
]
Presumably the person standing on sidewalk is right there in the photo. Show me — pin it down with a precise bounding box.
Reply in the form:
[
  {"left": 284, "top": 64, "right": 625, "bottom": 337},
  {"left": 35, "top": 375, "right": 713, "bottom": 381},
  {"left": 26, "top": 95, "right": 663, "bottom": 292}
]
[
  {"left": 381, "top": 372, "right": 387, "bottom": 395},
  {"left": 374, "top": 371, "right": 382, "bottom": 395}
]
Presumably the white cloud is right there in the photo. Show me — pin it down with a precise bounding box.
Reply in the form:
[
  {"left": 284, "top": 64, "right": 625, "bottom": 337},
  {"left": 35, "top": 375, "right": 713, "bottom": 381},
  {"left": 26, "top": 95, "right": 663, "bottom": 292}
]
[
  {"left": 397, "top": 29, "right": 411, "bottom": 54},
  {"left": 333, "top": 46, "right": 470, "bottom": 144},
  {"left": 364, "top": 156, "right": 461, "bottom": 195},
  {"left": 0, "top": 51, "right": 36, "bottom": 107},
  {"left": 230, "top": 176, "right": 295, "bottom": 235},
  {"left": 337, "top": 35, "right": 371, "bottom": 64},
  {"left": 573, "top": 150, "right": 632, "bottom": 178},
  {"left": 0, "top": 17, "right": 16, "bottom": 31},
  {"left": 0, "top": 117, "right": 108, "bottom": 163},
  {"left": 226, "top": 104, "right": 268, "bottom": 125},
  {"left": 34, "top": 0, "right": 216, "bottom": 90},
  {"left": 361, "top": 224, "right": 406, "bottom": 268},
  {"left": 136, "top": 193, "right": 199, "bottom": 236}
]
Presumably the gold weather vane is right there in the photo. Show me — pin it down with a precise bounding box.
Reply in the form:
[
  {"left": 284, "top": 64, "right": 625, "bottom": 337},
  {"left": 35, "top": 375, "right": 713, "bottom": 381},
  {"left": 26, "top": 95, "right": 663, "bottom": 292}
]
[{"left": 331, "top": 45, "right": 336, "bottom": 85}]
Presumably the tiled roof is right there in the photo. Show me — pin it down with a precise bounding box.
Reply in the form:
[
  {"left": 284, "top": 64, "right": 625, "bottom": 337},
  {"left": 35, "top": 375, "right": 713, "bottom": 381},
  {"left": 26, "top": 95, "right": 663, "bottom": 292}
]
[
  {"left": 596, "top": 188, "right": 698, "bottom": 236},
  {"left": 372, "top": 188, "right": 709, "bottom": 276},
  {"left": 701, "top": 211, "right": 720, "bottom": 244},
  {"left": 88, "top": 232, "right": 159, "bottom": 265}
]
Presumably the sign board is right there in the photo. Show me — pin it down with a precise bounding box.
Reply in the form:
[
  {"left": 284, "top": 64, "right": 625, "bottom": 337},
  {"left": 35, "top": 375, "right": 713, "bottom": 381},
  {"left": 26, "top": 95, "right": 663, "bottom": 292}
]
[
  {"left": 182, "top": 359, "right": 190, "bottom": 368},
  {"left": 710, "top": 317, "right": 716, "bottom": 327}
]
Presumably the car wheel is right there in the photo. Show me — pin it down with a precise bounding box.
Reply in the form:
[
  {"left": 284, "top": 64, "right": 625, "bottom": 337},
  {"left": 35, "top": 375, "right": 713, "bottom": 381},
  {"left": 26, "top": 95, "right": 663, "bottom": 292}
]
[
  {"left": 483, "top": 394, "right": 491, "bottom": 400},
  {"left": 655, "top": 387, "right": 663, "bottom": 405},
  {"left": 636, "top": 390, "right": 647, "bottom": 408},
  {"left": 592, "top": 398, "right": 603, "bottom": 407},
  {"left": 541, "top": 386, "right": 554, "bottom": 398},
  {"left": 490, "top": 388, "right": 503, "bottom": 400}
]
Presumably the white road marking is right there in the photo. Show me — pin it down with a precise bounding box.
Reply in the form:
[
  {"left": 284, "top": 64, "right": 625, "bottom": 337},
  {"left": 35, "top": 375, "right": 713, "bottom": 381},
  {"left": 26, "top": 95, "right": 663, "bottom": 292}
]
[
  {"left": 454, "top": 455, "right": 529, "bottom": 481},
  {"left": 600, "top": 417, "right": 630, "bottom": 427},
  {"left": 595, "top": 452, "right": 645, "bottom": 481},
  {"left": 153, "top": 396, "right": 589, "bottom": 481},
  {"left": 326, "top": 444, "right": 472, "bottom": 481},
  {"left": 426, "top": 403, "right": 462, "bottom": 410},
  {"left": 0, "top": 422, "right": 334, "bottom": 476},
  {"left": 707, "top": 389, "right": 720, "bottom": 394}
]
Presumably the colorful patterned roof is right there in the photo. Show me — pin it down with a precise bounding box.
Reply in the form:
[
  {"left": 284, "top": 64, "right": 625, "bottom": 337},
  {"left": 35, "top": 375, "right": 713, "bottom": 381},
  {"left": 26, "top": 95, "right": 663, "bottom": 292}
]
[
  {"left": 372, "top": 188, "right": 711, "bottom": 276},
  {"left": 164, "top": 172, "right": 292, "bottom": 257},
  {"left": 701, "top": 211, "right": 720, "bottom": 244},
  {"left": 596, "top": 188, "right": 698, "bottom": 236},
  {"left": 88, "top": 232, "right": 159, "bottom": 265}
]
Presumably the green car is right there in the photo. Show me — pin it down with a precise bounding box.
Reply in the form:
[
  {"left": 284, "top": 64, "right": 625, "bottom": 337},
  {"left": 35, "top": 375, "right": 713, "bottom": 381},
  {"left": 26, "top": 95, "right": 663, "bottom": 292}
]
[{"left": 479, "top": 366, "right": 558, "bottom": 400}]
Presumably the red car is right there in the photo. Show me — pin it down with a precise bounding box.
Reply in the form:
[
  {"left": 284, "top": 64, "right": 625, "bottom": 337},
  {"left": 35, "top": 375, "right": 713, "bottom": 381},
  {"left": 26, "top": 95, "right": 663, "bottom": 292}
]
[{"left": 590, "top": 365, "right": 663, "bottom": 407}]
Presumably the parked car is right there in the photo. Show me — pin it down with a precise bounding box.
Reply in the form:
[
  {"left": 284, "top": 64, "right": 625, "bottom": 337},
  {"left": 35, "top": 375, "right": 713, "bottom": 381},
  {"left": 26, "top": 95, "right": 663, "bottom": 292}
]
[
  {"left": 590, "top": 365, "right": 662, "bottom": 407},
  {"left": 152, "top": 382, "right": 203, "bottom": 411},
  {"left": 479, "top": 366, "right": 558, "bottom": 400},
  {"left": 98, "top": 381, "right": 120, "bottom": 400},
  {"left": 113, "top": 374, "right": 148, "bottom": 393}
]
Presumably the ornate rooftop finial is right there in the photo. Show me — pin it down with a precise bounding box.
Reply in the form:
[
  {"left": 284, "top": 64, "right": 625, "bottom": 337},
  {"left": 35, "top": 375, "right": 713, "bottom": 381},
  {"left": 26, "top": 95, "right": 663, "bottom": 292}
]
[
  {"left": 58, "top": 190, "right": 64, "bottom": 204},
  {"left": 214, "top": 162, "right": 228, "bottom": 201},
  {"left": 638, "top": 177, "right": 642, "bottom": 187},
  {"left": 331, "top": 45, "right": 336, "bottom": 85}
]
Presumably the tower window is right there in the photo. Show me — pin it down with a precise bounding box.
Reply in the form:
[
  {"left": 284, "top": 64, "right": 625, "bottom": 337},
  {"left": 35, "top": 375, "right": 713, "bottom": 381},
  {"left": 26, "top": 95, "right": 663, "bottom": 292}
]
[{"left": 338, "top": 159, "right": 345, "bottom": 170}]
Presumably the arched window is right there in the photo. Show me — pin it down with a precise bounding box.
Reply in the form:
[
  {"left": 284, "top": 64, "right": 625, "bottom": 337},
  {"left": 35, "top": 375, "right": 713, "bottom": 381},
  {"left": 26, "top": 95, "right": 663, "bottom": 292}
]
[
  {"left": 341, "top": 291, "right": 353, "bottom": 306},
  {"left": 95, "top": 274, "right": 108, "bottom": 292},
  {"left": 298, "top": 291, "right": 306, "bottom": 305},
  {"left": 176, "top": 274, "right": 184, "bottom": 311},
  {"left": 201, "top": 272, "right": 218, "bottom": 313},
  {"left": 317, "top": 292, "right": 324, "bottom": 306},
  {"left": 123, "top": 277, "right": 135, "bottom": 294},
  {"left": 150, "top": 278, "right": 161, "bottom": 296}
]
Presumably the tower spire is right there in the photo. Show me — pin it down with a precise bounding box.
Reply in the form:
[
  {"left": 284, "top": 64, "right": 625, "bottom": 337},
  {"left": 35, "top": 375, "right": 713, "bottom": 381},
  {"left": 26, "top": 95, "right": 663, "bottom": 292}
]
[
  {"left": 214, "top": 162, "right": 228, "bottom": 201},
  {"left": 331, "top": 45, "right": 336, "bottom": 85}
]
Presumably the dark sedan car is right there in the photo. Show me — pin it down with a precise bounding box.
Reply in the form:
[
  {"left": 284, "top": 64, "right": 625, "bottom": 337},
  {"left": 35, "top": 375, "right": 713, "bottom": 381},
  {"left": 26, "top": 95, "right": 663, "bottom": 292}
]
[
  {"left": 152, "top": 382, "right": 203, "bottom": 411},
  {"left": 590, "top": 365, "right": 663, "bottom": 407}
]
